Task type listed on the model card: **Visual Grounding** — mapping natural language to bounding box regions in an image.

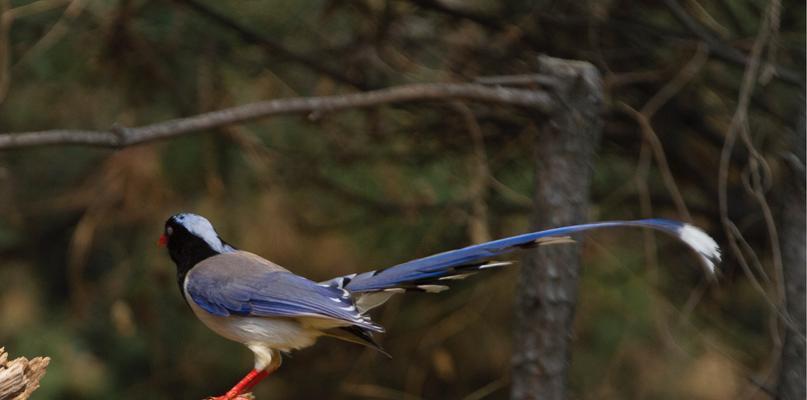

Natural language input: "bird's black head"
[160,213,236,288]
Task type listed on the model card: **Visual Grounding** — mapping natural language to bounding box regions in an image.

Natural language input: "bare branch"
[662,0,802,87]
[405,0,503,30]
[0,0,11,105]
[777,95,806,400]
[453,102,491,243]
[0,82,554,150]
[474,74,560,87]
[175,0,369,89]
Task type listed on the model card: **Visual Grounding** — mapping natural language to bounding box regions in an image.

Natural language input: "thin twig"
[404,0,502,30]
[3,0,68,20]
[0,0,11,105]
[618,44,709,222]
[176,0,368,89]
[475,74,559,87]
[717,0,783,323]
[662,0,802,87]
[453,102,491,243]
[715,0,795,397]
[619,105,693,222]
[641,43,709,118]
[10,0,85,70]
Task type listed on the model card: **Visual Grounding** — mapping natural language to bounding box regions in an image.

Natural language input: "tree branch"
[405,0,503,30]
[0,347,50,400]
[662,0,803,87]
[175,0,369,89]
[415,0,804,87]
[0,82,554,150]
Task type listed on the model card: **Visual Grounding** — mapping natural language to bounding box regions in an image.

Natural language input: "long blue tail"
[322,219,720,295]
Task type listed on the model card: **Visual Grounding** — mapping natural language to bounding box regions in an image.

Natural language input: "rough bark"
[0,348,50,400]
[776,97,805,400]
[510,56,603,400]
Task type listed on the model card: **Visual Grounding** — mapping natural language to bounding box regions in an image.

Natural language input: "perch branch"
[0,82,554,150]
[0,347,50,400]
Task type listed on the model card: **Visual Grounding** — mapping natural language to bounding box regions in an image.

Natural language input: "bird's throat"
[170,240,221,294]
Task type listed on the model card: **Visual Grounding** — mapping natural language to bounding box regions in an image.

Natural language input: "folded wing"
[186,252,383,332]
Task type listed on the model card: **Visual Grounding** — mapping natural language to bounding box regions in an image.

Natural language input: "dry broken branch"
[0,347,50,400]
[0,82,554,150]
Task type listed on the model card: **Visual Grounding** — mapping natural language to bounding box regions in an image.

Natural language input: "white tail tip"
[678,224,721,274]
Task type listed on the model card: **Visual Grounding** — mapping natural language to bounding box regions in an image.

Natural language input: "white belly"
[186,295,324,352]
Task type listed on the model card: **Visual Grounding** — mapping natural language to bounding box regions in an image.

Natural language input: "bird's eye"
[166,226,174,235]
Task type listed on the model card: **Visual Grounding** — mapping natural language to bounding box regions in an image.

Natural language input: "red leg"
[209,368,273,400]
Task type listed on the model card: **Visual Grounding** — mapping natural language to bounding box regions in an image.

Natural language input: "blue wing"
[330,219,720,293]
[185,254,383,332]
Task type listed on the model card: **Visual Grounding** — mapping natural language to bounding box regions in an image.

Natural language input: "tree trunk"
[510,56,603,400]
[776,96,805,400]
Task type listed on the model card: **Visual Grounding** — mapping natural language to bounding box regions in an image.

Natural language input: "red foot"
[205,368,272,400]
[206,394,254,400]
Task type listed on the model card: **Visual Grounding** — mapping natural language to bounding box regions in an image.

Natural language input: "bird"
[159,213,720,400]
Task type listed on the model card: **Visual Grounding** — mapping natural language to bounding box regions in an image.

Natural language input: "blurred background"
[0,1,804,399]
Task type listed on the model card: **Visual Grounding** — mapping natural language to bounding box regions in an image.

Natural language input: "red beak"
[158,234,168,247]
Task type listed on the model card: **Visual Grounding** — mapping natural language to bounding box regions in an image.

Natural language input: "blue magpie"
[159,213,720,399]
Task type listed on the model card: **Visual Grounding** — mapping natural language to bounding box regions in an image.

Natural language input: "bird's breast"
[182,281,322,351]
